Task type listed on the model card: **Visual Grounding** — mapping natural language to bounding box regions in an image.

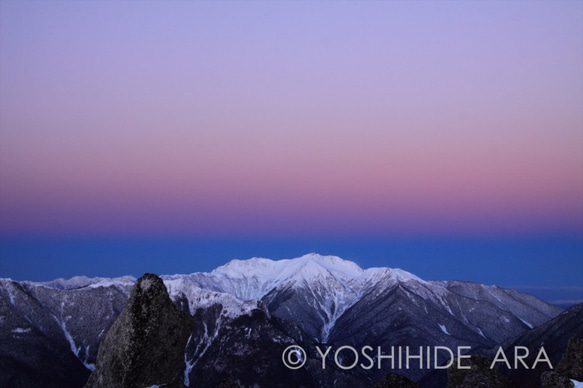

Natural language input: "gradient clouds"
[1,1,582,238]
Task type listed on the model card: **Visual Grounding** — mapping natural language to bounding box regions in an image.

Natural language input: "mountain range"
[1,253,580,387]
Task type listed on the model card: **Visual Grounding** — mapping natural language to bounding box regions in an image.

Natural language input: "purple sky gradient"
[1,1,582,239]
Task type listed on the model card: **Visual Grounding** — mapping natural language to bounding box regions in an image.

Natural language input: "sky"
[0,1,582,304]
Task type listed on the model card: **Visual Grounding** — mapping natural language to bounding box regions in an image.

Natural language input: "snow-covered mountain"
[171,253,423,342]
[174,254,558,340]
[0,253,571,387]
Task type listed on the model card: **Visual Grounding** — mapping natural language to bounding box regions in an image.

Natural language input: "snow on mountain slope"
[164,254,562,382]
[39,275,136,290]
[213,253,423,288]
[163,277,268,320]
[165,253,561,347]
[173,253,423,341]
[0,253,566,386]
[0,277,130,386]
[180,253,367,299]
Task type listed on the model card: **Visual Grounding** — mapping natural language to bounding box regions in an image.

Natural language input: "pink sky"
[1,1,582,238]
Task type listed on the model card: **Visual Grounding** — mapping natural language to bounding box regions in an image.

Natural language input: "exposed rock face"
[0,278,129,388]
[556,336,583,381]
[542,336,583,388]
[447,355,516,388]
[186,255,561,383]
[84,273,193,388]
[540,371,574,388]
[372,373,419,387]
[184,304,369,388]
[488,303,583,387]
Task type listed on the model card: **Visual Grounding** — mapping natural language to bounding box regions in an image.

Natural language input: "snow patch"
[519,318,533,329]
[52,314,81,358]
[5,282,16,304]
[164,278,264,320]
[438,298,454,316]
[572,380,583,388]
[183,334,195,386]
[85,362,96,371]
[83,346,95,370]
[438,324,450,335]
[87,278,135,290]
[12,327,31,333]
[40,275,136,290]
[488,286,503,303]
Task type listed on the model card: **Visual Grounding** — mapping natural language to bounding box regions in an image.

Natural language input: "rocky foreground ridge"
[1,254,582,387]
[85,273,192,388]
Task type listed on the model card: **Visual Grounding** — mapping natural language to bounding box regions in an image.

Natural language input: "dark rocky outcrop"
[446,355,516,388]
[372,373,419,387]
[218,380,242,388]
[540,371,574,388]
[0,336,90,388]
[84,273,193,388]
[541,336,583,388]
[442,334,583,387]
[556,336,583,381]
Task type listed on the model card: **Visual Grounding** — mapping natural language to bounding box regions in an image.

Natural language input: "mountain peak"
[214,253,364,279]
[2,258,568,387]
[298,252,364,270]
[195,254,426,321]
[208,253,425,291]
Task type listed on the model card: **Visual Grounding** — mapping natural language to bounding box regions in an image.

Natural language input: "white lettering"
[378,346,395,369]
[434,346,454,369]
[315,346,332,369]
[406,346,423,369]
[334,345,359,370]
[514,346,530,369]
[457,346,472,369]
[360,345,374,370]
[532,347,553,369]
[490,347,511,369]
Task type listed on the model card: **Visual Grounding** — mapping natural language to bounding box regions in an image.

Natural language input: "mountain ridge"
[0,253,569,387]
